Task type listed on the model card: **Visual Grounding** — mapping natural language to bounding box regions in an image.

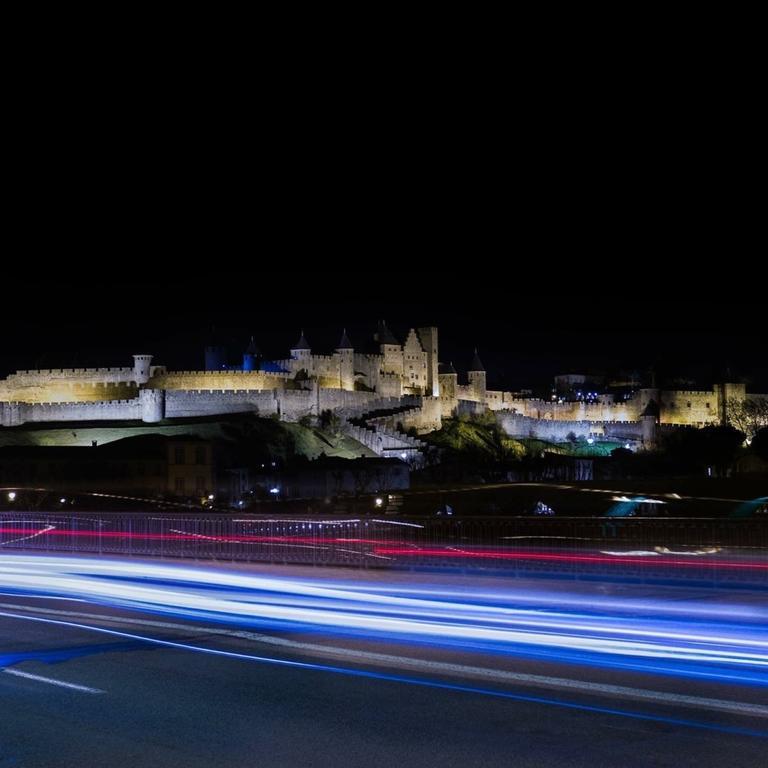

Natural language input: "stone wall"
[150,370,289,392]
[0,380,139,404]
[1,398,141,426]
[165,390,279,419]
[659,390,718,425]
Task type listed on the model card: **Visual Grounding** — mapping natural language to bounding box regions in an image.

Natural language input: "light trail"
[371,547,768,570]
[2,525,766,574]
[1,609,766,740]
[0,555,767,685]
[0,527,392,544]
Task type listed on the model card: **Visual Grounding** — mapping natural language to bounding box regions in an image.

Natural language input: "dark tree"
[685,425,746,476]
[751,426,768,461]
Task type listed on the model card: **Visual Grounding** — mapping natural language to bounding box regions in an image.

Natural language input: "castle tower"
[468,349,486,403]
[375,320,402,375]
[139,388,165,423]
[290,330,312,375]
[438,361,459,418]
[336,328,354,391]
[439,362,458,398]
[243,336,260,372]
[718,380,746,426]
[641,398,660,449]
[417,327,440,397]
[637,386,660,422]
[132,355,153,385]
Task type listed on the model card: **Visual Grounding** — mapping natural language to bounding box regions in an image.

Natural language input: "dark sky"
[2,279,765,392]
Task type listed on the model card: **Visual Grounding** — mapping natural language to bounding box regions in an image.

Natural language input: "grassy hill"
[0,415,376,460]
[422,417,526,462]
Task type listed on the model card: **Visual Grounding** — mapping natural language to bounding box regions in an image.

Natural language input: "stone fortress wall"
[1,326,764,454]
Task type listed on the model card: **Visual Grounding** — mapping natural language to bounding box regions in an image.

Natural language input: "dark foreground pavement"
[0,567,766,768]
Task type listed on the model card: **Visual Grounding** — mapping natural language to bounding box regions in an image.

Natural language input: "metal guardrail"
[1,513,766,584]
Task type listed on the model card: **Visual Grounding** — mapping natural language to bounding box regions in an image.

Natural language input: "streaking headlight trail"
[1,555,767,685]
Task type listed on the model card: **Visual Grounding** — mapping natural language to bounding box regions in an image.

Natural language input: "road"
[1,555,766,767]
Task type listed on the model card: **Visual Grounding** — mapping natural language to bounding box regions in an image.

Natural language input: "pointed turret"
[441,361,457,375]
[468,349,487,403]
[438,361,458,406]
[641,398,660,449]
[337,328,353,350]
[374,320,399,346]
[469,348,485,372]
[243,336,260,371]
[336,328,354,390]
[292,330,311,351]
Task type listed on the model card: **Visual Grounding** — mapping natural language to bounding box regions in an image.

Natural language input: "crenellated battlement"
[153,370,290,378]
[9,367,134,376]
[2,335,764,437]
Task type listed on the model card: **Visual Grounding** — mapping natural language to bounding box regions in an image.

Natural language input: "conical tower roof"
[469,348,485,372]
[337,328,353,350]
[291,330,311,351]
[375,320,399,345]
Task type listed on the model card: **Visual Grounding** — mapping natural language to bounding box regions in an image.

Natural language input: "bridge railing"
[1,513,766,584]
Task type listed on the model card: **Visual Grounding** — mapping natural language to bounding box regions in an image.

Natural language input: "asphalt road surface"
[1,557,766,768]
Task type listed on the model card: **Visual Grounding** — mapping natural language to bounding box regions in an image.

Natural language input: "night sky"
[2,279,765,393]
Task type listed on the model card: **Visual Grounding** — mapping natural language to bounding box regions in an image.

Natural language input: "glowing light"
[6,493,16,502]
[370,547,768,570]
[207,494,215,501]
[269,488,280,495]
[0,555,766,686]
[4,606,766,738]
[587,438,594,445]
[375,498,384,508]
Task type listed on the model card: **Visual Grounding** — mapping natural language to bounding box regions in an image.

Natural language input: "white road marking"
[3,668,103,693]
[1,602,766,718]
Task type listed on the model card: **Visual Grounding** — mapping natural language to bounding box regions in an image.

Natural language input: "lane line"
[1,602,766,718]
[0,608,765,739]
[3,668,103,693]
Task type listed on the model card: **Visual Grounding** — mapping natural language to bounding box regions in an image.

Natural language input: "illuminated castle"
[1,322,764,454]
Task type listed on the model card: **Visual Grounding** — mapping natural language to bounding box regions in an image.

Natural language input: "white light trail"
[0,555,766,679]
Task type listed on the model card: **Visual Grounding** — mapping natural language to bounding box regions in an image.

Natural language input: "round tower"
[719,380,746,425]
[139,388,165,423]
[375,320,403,376]
[243,336,260,372]
[468,349,486,403]
[1,402,24,427]
[290,330,312,366]
[336,328,355,391]
[439,361,458,399]
[133,354,153,385]
[640,398,660,450]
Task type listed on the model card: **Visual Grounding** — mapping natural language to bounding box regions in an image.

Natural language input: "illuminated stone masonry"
[1,326,764,454]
